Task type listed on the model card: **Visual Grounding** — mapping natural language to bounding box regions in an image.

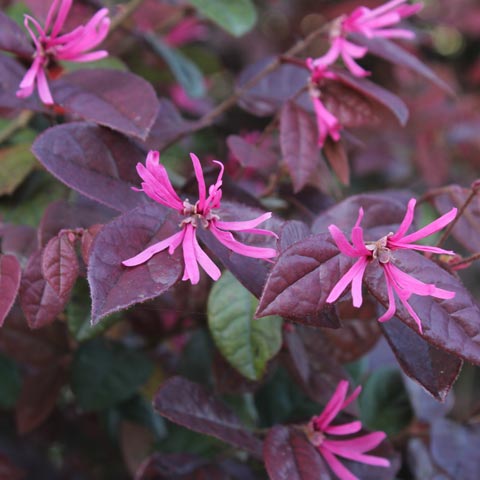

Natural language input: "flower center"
[180,199,219,229]
[306,421,326,447]
[365,234,392,264]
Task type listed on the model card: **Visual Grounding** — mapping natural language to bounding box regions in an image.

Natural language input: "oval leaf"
[88,204,183,324]
[32,123,146,212]
[264,426,330,480]
[365,249,480,365]
[0,254,21,326]
[187,0,257,37]
[208,271,282,381]
[51,69,159,140]
[154,376,263,457]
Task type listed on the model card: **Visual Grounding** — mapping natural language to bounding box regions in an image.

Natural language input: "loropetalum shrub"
[0,0,479,478]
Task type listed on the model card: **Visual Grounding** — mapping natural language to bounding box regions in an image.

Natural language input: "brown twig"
[449,252,480,269]
[108,0,146,34]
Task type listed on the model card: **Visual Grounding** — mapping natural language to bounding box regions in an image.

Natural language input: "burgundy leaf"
[264,426,331,480]
[19,250,69,329]
[430,418,480,479]
[0,254,21,326]
[144,98,197,150]
[0,54,42,111]
[32,123,147,212]
[280,102,320,192]
[153,376,263,458]
[42,231,79,298]
[88,204,183,324]
[0,12,34,57]
[278,220,311,253]
[323,138,350,185]
[365,249,480,365]
[332,70,409,126]
[38,199,114,247]
[381,317,462,401]
[237,59,307,117]
[52,69,159,140]
[256,233,345,327]
[16,363,68,434]
[0,224,38,265]
[352,35,454,95]
[227,135,278,173]
[432,185,480,253]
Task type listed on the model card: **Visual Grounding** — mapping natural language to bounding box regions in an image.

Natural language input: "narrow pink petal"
[49,25,84,45]
[398,295,423,333]
[361,12,402,30]
[58,50,108,62]
[190,153,206,212]
[182,224,200,284]
[122,229,184,266]
[319,447,359,480]
[326,257,368,306]
[324,430,388,455]
[192,232,221,281]
[313,380,349,431]
[204,160,224,211]
[215,212,272,232]
[351,226,369,254]
[342,38,368,58]
[328,225,360,257]
[341,385,362,409]
[397,208,457,245]
[387,241,455,255]
[17,56,42,92]
[342,49,369,77]
[36,68,54,104]
[389,198,416,241]
[50,0,72,37]
[24,16,43,48]
[368,0,406,19]
[325,420,362,435]
[323,441,391,467]
[351,256,368,307]
[209,224,277,259]
[378,267,397,323]
[312,39,342,68]
[368,28,415,39]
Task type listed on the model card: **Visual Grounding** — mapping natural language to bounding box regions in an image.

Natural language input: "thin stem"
[449,252,480,269]
[0,111,34,145]
[108,0,146,34]
[436,189,478,248]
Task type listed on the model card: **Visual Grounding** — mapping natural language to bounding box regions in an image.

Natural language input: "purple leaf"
[87,204,183,324]
[381,317,462,401]
[256,233,344,328]
[0,224,37,265]
[264,426,331,480]
[332,70,409,126]
[0,254,21,326]
[280,102,320,193]
[227,135,278,173]
[42,231,79,298]
[0,54,42,111]
[432,184,480,253]
[51,69,159,140]
[0,12,34,57]
[323,139,350,185]
[352,35,454,95]
[32,123,147,212]
[144,98,197,150]
[19,250,69,329]
[278,220,311,253]
[154,376,263,457]
[365,249,480,365]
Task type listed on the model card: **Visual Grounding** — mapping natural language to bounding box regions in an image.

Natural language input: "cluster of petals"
[311,0,422,77]
[122,151,277,285]
[307,380,390,480]
[17,0,110,105]
[306,59,342,147]
[326,198,457,332]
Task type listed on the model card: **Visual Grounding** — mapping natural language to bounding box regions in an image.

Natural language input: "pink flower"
[17,0,110,105]
[122,151,277,285]
[307,59,342,146]
[313,0,422,77]
[307,380,390,480]
[326,198,457,332]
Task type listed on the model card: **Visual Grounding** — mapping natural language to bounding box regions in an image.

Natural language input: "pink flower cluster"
[307,0,422,146]
[307,380,390,480]
[122,151,277,285]
[326,198,457,332]
[17,0,110,105]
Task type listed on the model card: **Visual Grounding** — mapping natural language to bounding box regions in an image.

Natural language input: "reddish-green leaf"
[0,254,21,326]
[88,204,183,324]
[154,376,263,457]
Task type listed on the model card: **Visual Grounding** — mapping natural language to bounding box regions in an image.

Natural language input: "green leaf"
[359,367,413,436]
[71,338,153,411]
[207,271,283,381]
[144,33,205,98]
[0,353,21,408]
[67,279,122,342]
[0,143,37,195]
[187,0,257,37]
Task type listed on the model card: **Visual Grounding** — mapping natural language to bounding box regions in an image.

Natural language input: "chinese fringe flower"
[122,151,277,285]
[326,198,457,333]
[307,380,390,480]
[312,0,422,77]
[306,59,342,147]
[17,0,110,105]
